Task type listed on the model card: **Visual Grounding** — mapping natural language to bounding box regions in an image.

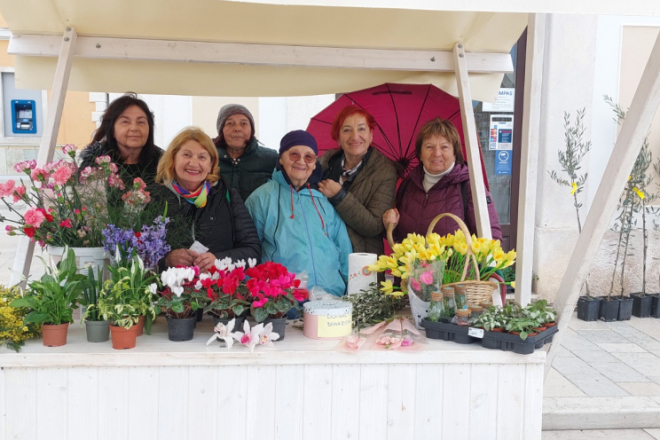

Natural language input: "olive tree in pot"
[11,247,83,347]
[549,109,599,320]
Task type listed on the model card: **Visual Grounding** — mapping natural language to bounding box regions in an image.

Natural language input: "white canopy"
[0,0,528,101]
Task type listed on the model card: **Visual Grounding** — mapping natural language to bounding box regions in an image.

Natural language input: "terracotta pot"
[135,316,145,336]
[545,321,557,327]
[110,324,138,349]
[42,323,69,347]
[491,327,504,332]
[533,326,547,333]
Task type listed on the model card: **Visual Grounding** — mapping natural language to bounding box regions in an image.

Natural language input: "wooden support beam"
[8,34,514,74]
[10,27,77,286]
[453,43,492,239]
[545,30,660,379]
[516,14,546,306]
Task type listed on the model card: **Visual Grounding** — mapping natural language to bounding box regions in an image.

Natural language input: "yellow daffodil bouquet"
[438,229,516,284]
[369,233,449,300]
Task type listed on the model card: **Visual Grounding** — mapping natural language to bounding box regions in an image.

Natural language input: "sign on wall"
[482,88,515,112]
[494,150,513,175]
[489,114,514,151]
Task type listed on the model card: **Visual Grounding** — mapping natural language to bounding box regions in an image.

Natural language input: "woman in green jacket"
[318,106,398,255]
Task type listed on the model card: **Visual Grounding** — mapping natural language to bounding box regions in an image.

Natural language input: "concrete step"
[543,396,660,430]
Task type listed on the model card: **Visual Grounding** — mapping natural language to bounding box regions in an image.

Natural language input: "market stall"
[0,319,544,440]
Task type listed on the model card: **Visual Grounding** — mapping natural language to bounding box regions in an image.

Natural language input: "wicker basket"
[386,212,498,307]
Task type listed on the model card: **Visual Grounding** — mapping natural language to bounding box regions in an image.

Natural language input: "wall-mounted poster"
[489,114,514,150]
[482,88,515,112]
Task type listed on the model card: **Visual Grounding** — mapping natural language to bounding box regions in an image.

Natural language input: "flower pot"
[649,294,660,318]
[631,293,653,318]
[47,246,110,277]
[110,324,137,349]
[42,323,69,347]
[212,315,246,331]
[263,317,287,341]
[491,327,505,332]
[167,316,196,342]
[135,315,145,336]
[599,297,620,322]
[618,297,634,321]
[196,308,204,322]
[577,296,601,322]
[85,320,110,343]
[533,326,547,333]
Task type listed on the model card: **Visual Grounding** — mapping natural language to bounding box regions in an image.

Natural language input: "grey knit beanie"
[216,104,255,139]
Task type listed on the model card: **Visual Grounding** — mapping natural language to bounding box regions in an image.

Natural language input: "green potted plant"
[98,253,156,349]
[472,307,504,332]
[158,267,209,342]
[80,265,109,342]
[0,285,41,352]
[10,247,84,347]
[505,316,538,341]
[548,108,599,321]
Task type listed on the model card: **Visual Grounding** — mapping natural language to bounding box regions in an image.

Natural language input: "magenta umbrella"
[307,82,489,186]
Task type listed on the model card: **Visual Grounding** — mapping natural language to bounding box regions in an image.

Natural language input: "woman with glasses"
[318,106,397,255]
[246,130,353,297]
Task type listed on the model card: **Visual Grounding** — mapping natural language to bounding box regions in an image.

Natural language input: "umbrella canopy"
[307,83,489,185]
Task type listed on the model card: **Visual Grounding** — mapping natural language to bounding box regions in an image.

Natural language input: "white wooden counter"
[0,317,545,440]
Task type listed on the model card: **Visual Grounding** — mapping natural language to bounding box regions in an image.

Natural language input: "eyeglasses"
[288,151,317,164]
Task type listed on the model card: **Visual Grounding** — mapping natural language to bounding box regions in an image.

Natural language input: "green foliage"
[156,287,209,320]
[474,300,557,340]
[0,285,41,352]
[605,96,656,297]
[249,293,298,323]
[97,253,157,330]
[343,282,405,330]
[10,248,84,325]
[80,265,104,322]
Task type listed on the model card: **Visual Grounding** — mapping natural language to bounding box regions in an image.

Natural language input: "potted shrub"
[246,262,304,340]
[548,108,600,320]
[505,316,537,341]
[98,254,156,349]
[10,247,83,347]
[158,266,209,342]
[80,266,109,342]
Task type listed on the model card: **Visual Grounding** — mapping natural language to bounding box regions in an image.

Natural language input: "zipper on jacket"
[298,193,319,287]
[423,192,429,208]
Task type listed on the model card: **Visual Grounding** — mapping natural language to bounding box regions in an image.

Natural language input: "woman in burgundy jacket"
[382,118,502,242]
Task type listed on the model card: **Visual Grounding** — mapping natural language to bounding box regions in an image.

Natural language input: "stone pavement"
[544,312,660,432]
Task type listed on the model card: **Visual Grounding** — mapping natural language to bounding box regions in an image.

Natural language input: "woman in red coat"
[382,118,502,242]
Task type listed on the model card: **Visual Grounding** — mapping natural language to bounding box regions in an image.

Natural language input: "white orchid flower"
[206,318,236,349]
[148,283,157,295]
[233,320,263,354]
[258,322,280,347]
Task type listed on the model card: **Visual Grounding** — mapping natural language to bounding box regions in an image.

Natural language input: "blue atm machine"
[11,100,37,134]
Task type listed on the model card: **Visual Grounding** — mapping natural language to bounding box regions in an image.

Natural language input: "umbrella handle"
[386,223,396,248]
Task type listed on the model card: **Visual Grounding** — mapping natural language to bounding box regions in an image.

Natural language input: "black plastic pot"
[631,293,653,318]
[195,308,204,322]
[599,297,620,322]
[85,319,110,342]
[166,316,196,341]
[618,297,634,321]
[577,296,601,322]
[650,294,660,318]
[263,317,287,341]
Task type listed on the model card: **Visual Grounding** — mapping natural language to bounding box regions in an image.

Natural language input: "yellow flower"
[389,290,405,298]
[453,241,468,255]
[380,280,394,295]
[510,281,516,289]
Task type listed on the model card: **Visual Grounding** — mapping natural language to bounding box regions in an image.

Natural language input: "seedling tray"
[421,319,477,344]
[480,325,558,355]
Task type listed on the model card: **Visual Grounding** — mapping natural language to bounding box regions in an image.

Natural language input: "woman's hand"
[166,249,198,267]
[194,252,217,273]
[317,179,343,198]
[382,208,400,229]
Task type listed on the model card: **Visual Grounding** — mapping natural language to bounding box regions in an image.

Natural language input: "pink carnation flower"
[13,160,36,173]
[419,270,434,285]
[0,180,15,198]
[12,185,25,202]
[61,144,76,156]
[52,165,74,186]
[23,208,46,228]
[94,155,111,165]
[30,168,49,182]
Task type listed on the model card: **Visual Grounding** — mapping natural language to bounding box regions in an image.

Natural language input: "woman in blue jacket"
[246,130,353,297]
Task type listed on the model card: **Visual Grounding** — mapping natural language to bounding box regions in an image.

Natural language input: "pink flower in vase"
[12,185,25,202]
[52,166,73,186]
[419,270,434,285]
[23,208,46,228]
[410,278,421,291]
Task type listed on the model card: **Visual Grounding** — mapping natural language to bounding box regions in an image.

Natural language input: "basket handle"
[426,213,481,282]
[386,223,396,248]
